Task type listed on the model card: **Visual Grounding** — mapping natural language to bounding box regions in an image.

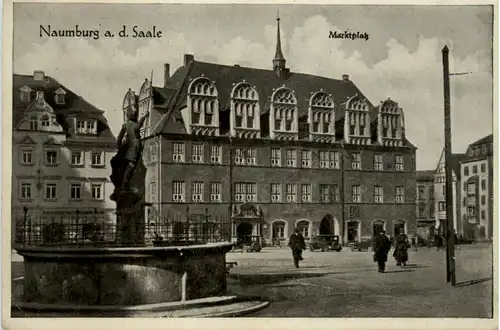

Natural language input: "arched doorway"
[393,220,406,236]
[271,220,286,246]
[296,220,311,239]
[237,222,253,245]
[346,221,360,242]
[319,214,335,235]
[372,220,385,236]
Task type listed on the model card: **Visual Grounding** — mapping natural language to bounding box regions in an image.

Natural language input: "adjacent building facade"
[12,70,117,232]
[460,134,494,240]
[125,18,417,245]
[416,170,435,241]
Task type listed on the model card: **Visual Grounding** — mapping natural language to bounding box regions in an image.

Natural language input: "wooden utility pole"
[442,45,456,286]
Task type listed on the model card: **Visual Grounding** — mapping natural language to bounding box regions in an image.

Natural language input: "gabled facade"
[460,134,494,240]
[125,17,417,245]
[12,71,117,235]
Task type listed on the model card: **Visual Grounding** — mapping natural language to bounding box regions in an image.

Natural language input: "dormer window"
[29,116,38,131]
[54,88,66,105]
[36,91,44,100]
[270,87,298,140]
[230,82,260,138]
[86,120,97,134]
[20,86,32,102]
[186,77,220,136]
[41,115,50,128]
[377,98,404,147]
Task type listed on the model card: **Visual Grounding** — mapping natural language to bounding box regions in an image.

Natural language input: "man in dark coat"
[393,233,409,266]
[289,228,306,268]
[373,230,392,273]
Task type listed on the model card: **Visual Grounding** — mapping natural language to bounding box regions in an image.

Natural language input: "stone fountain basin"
[13,243,234,308]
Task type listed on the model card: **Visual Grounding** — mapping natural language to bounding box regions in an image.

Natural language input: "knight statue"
[110,107,149,200]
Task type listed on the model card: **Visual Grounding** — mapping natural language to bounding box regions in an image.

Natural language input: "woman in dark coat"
[393,233,409,266]
[373,230,392,273]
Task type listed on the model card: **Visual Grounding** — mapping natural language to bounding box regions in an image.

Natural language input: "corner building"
[126,18,417,245]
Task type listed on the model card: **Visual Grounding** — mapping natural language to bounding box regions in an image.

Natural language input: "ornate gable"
[18,135,36,145]
[27,91,55,113]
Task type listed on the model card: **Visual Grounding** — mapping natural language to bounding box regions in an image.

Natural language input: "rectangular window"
[301,184,311,203]
[271,183,281,203]
[30,119,38,131]
[271,148,281,167]
[319,151,328,168]
[473,165,478,174]
[464,166,469,176]
[285,149,297,167]
[86,120,97,134]
[481,179,486,190]
[70,151,83,165]
[312,113,320,133]
[210,182,221,202]
[45,182,57,200]
[352,185,361,203]
[70,183,81,200]
[192,144,204,163]
[210,145,222,164]
[329,151,339,169]
[320,185,330,203]
[301,150,311,168]
[172,142,185,163]
[91,183,102,200]
[467,206,476,216]
[438,201,446,212]
[235,148,256,166]
[150,182,157,201]
[323,113,331,133]
[481,164,486,173]
[21,91,30,102]
[45,150,58,165]
[21,149,33,165]
[55,94,65,105]
[442,186,446,196]
[481,210,486,220]
[395,155,404,171]
[374,154,383,171]
[352,153,361,170]
[91,151,104,166]
[396,186,404,203]
[467,183,476,195]
[285,184,297,202]
[234,182,256,202]
[21,182,32,199]
[481,195,486,205]
[150,144,158,163]
[418,204,425,217]
[76,121,86,133]
[373,186,384,203]
[430,187,434,199]
[192,181,204,202]
[418,186,425,200]
[172,181,185,202]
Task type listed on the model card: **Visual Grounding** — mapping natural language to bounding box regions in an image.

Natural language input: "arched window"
[271,220,287,239]
[188,77,219,128]
[296,220,311,238]
[271,87,297,133]
[230,82,259,133]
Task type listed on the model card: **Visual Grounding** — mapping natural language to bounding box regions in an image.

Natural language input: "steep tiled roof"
[148,58,416,150]
[13,73,116,143]
[470,134,493,146]
[416,170,435,181]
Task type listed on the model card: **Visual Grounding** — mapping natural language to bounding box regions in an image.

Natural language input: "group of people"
[287,228,412,272]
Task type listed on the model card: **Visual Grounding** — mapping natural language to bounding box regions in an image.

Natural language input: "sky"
[13,4,494,170]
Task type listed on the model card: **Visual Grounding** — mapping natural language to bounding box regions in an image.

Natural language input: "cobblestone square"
[226,244,493,317]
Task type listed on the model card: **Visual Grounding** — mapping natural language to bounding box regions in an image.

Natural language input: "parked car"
[349,239,373,252]
[309,235,342,252]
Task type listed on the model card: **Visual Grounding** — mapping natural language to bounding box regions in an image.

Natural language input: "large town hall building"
[124,17,417,245]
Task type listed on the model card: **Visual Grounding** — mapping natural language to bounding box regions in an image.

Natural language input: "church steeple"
[273,11,287,78]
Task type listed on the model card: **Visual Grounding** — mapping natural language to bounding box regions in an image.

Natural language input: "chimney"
[34,70,45,81]
[164,63,170,87]
[342,74,349,81]
[184,54,194,67]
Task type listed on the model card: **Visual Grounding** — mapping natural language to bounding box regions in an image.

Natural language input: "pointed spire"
[273,10,286,76]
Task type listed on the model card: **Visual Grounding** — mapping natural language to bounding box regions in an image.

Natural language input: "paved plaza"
[11,244,493,318]
[226,244,493,317]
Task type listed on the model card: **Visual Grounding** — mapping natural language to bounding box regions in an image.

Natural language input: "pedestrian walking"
[373,230,392,273]
[411,235,418,251]
[393,232,409,267]
[288,228,306,268]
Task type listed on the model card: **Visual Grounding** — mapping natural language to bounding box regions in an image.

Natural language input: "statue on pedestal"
[109,108,149,245]
[110,109,149,199]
